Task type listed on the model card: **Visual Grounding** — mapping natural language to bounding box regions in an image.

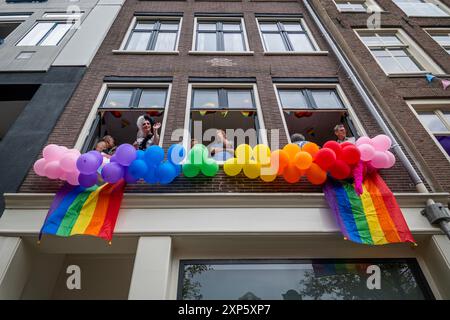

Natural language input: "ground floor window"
[178,259,433,300]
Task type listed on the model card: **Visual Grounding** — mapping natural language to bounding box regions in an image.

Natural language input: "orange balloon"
[294,151,313,170]
[301,142,320,157]
[270,149,289,175]
[306,163,327,185]
[282,143,301,161]
[283,163,302,184]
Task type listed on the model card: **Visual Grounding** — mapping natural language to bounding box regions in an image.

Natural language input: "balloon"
[329,160,351,180]
[44,161,63,179]
[260,165,277,182]
[314,148,336,170]
[270,150,289,174]
[385,151,396,168]
[174,164,182,176]
[323,141,342,158]
[188,145,207,165]
[223,158,242,176]
[124,168,138,184]
[110,155,118,163]
[371,134,392,151]
[60,152,79,172]
[306,163,327,185]
[356,136,372,146]
[358,144,376,161]
[283,163,302,183]
[128,159,148,179]
[144,165,159,183]
[77,153,100,175]
[157,161,177,184]
[43,144,65,161]
[301,142,320,157]
[68,149,81,157]
[168,144,186,165]
[340,141,354,149]
[101,162,124,183]
[294,151,313,170]
[340,145,361,165]
[243,160,261,179]
[371,151,389,169]
[144,145,165,165]
[33,158,47,176]
[136,150,145,160]
[78,173,98,188]
[283,143,301,161]
[66,171,80,186]
[88,150,103,168]
[182,163,200,178]
[201,159,219,177]
[115,144,137,166]
[235,144,252,162]
[253,144,271,165]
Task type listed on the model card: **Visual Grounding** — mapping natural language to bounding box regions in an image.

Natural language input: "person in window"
[133,115,161,150]
[209,129,234,161]
[95,135,116,157]
[291,133,309,148]
[334,124,355,144]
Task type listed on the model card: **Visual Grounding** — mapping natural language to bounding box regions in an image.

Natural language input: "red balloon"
[329,160,351,180]
[340,145,361,165]
[323,141,342,158]
[340,141,354,149]
[314,148,336,170]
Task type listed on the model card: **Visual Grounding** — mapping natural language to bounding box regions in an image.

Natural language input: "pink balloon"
[384,151,396,168]
[68,149,81,157]
[66,171,80,186]
[371,151,389,169]
[371,134,392,152]
[43,144,66,161]
[356,136,372,147]
[60,153,79,172]
[60,172,68,181]
[358,144,375,161]
[44,161,64,179]
[33,158,47,176]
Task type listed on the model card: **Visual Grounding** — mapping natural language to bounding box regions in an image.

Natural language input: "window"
[194,19,249,52]
[393,0,450,17]
[82,86,169,152]
[178,259,433,300]
[43,12,83,19]
[17,21,72,46]
[334,0,382,12]
[276,85,358,145]
[356,29,443,75]
[425,29,450,54]
[0,13,31,45]
[123,18,180,52]
[185,84,266,161]
[257,18,319,52]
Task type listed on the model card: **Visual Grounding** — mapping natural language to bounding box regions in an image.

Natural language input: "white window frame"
[333,0,383,13]
[392,0,450,17]
[16,20,73,46]
[273,83,366,143]
[115,16,182,54]
[74,82,172,150]
[0,13,31,44]
[407,99,450,163]
[256,17,327,55]
[424,28,450,55]
[183,83,268,164]
[190,17,253,55]
[355,28,445,76]
[42,12,83,20]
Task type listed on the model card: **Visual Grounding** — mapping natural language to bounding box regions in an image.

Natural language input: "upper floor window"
[392,0,450,17]
[334,0,382,12]
[257,18,319,53]
[356,29,444,75]
[122,18,181,52]
[425,29,450,54]
[0,13,31,45]
[193,18,250,52]
[17,21,72,46]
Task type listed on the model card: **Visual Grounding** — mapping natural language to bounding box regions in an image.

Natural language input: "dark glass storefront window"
[178,259,433,300]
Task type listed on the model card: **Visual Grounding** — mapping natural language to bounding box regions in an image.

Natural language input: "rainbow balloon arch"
[33,135,396,190]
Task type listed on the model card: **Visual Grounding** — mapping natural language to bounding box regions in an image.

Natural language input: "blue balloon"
[128,159,148,179]
[174,164,182,176]
[136,150,145,160]
[157,161,177,184]
[144,145,164,165]
[168,144,186,165]
[143,165,159,184]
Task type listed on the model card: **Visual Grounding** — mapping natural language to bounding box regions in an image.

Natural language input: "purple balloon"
[115,144,137,167]
[88,150,103,168]
[110,155,118,163]
[78,173,98,188]
[101,162,124,183]
[77,153,100,175]
[124,167,138,184]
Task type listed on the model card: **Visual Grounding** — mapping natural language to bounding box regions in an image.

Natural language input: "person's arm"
[152,123,161,145]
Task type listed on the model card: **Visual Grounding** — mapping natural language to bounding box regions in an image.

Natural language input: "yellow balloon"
[223,158,242,176]
[260,164,277,182]
[235,144,253,162]
[243,160,261,179]
[253,144,271,166]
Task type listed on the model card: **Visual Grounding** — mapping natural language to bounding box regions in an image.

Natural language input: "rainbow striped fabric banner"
[323,173,415,245]
[39,180,125,242]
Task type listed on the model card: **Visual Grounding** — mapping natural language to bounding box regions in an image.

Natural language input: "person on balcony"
[133,115,161,150]
[291,133,309,148]
[95,135,116,157]
[334,124,355,144]
[209,129,234,161]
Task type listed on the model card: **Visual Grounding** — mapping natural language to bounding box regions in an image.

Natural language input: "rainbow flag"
[323,173,415,245]
[39,180,125,242]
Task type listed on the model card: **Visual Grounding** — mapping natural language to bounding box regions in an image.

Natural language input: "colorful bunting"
[425,73,450,90]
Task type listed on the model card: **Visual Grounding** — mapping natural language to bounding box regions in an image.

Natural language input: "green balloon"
[189,145,208,165]
[201,159,219,177]
[182,162,200,178]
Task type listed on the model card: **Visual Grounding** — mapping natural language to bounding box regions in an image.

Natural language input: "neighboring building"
[0,0,449,300]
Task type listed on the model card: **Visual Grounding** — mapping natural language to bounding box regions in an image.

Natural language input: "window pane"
[444,112,450,123]
[193,89,220,109]
[418,112,448,132]
[198,23,217,31]
[390,49,423,72]
[197,32,217,51]
[102,89,133,109]
[311,90,344,109]
[436,135,450,157]
[372,49,403,73]
[263,33,286,51]
[282,22,303,32]
[259,23,278,31]
[431,34,450,46]
[126,32,151,51]
[154,32,177,51]
[279,90,309,109]
[379,35,403,45]
[223,23,241,31]
[135,22,154,30]
[40,23,71,46]
[160,22,178,31]
[360,35,381,46]
[337,3,366,11]
[17,22,54,46]
[138,89,167,108]
[223,33,245,51]
[395,2,449,16]
[288,33,315,52]
[227,90,254,109]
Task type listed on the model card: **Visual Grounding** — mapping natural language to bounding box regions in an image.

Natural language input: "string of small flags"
[426,74,450,90]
